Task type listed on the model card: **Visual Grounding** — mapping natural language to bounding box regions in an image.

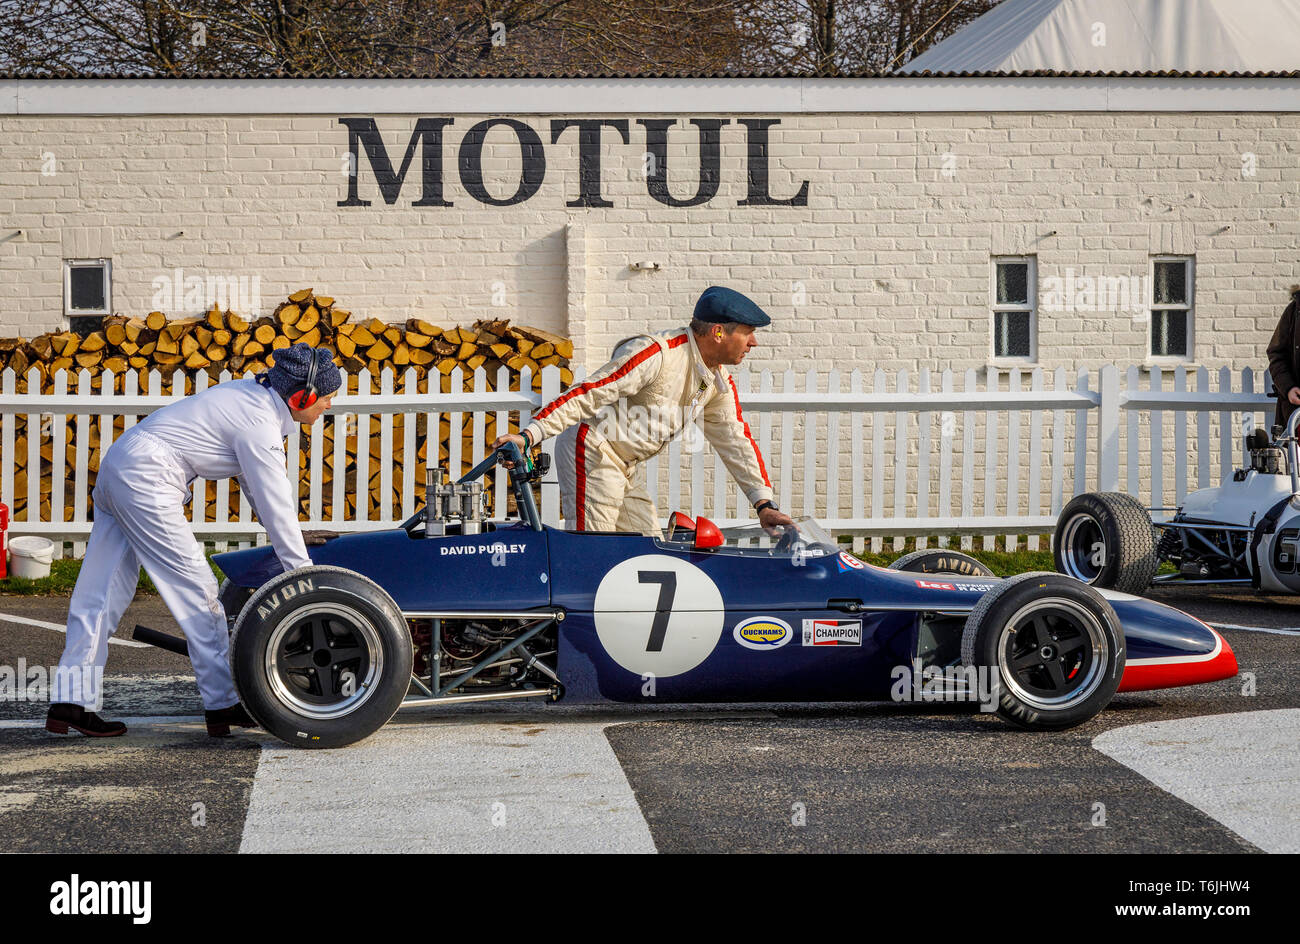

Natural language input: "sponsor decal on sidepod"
[802,619,863,646]
[837,552,865,572]
[915,579,998,593]
[733,616,794,650]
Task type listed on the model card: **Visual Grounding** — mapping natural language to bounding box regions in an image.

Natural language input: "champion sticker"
[802,619,863,647]
[733,616,794,651]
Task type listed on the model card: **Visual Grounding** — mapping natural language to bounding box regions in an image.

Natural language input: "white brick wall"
[1,111,1297,377]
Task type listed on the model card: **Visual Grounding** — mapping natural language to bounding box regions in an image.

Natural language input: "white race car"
[1054,411,1300,595]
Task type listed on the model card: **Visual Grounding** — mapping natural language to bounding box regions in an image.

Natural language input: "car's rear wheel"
[229,566,413,749]
[1053,491,1157,594]
[961,572,1124,730]
[890,548,995,578]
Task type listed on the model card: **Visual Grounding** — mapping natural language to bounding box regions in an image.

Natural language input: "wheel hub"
[1059,513,1106,583]
[265,602,384,720]
[998,598,1108,710]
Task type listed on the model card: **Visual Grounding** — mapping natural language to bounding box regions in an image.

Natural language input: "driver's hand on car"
[758,505,796,535]
[1288,386,1300,406]
[492,433,529,468]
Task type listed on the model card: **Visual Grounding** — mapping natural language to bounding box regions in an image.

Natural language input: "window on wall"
[991,256,1036,361]
[1150,256,1194,360]
[64,259,112,334]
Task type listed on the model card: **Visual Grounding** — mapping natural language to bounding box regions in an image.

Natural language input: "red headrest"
[693,516,724,549]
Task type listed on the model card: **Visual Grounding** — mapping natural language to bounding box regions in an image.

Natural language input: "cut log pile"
[0,289,575,523]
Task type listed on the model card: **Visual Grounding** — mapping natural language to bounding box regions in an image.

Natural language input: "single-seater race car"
[169,444,1238,749]
[1054,410,1300,596]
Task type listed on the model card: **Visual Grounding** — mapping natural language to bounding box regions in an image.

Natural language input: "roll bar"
[458,442,544,532]
[1287,410,1300,498]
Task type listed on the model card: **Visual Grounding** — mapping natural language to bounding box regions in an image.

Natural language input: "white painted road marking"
[1093,709,1300,854]
[0,612,148,647]
[239,713,657,854]
[1209,622,1300,636]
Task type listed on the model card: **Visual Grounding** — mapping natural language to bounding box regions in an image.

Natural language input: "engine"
[408,617,559,692]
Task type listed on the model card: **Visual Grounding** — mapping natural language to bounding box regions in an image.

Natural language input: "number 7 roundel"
[593,555,725,678]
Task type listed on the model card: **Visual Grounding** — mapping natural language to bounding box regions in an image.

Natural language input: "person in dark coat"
[1266,287,1300,428]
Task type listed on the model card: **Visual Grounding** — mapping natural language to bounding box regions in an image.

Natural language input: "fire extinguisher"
[0,501,8,579]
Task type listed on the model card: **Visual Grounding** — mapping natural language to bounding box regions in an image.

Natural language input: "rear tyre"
[961,572,1124,730]
[1053,491,1157,594]
[229,565,413,749]
[890,549,995,578]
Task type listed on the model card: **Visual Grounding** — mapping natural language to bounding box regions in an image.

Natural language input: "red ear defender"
[287,350,320,410]
[287,387,317,410]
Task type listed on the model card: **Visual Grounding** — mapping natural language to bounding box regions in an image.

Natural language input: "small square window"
[1149,256,1193,361]
[991,257,1036,361]
[64,259,112,331]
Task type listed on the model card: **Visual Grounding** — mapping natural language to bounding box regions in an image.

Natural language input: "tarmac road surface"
[1,584,1296,853]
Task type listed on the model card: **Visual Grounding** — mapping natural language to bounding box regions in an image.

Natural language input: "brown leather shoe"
[46,703,127,738]
[205,703,259,738]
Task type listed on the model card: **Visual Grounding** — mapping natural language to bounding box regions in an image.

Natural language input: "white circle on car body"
[593,554,725,677]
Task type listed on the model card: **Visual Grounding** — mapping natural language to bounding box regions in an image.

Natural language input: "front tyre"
[1053,492,1157,594]
[229,565,413,749]
[961,572,1124,730]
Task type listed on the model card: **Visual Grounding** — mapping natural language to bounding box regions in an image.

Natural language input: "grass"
[0,554,226,596]
[851,536,1056,577]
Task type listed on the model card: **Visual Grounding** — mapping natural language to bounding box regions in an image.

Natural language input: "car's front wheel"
[229,566,413,749]
[961,572,1125,730]
[889,548,996,578]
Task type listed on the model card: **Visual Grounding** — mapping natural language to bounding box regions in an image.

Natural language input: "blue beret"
[260,343,342,401]
[692,286,771,327]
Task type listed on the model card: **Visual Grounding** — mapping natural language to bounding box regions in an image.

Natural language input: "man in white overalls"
[47,343,341,738]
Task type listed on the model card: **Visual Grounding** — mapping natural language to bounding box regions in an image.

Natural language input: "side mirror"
[693,516,724,550]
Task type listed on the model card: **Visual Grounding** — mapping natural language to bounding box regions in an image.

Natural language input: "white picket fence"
[0,362,1277,556]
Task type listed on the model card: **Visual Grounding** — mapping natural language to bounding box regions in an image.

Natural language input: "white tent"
[900,0,1300,73]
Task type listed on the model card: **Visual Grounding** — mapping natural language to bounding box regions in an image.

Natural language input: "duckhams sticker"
[733,616,794,650]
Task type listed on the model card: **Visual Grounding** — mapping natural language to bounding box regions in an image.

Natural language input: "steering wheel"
[773,526,804,555]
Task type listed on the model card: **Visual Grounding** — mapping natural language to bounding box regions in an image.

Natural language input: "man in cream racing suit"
[494,286,795,536]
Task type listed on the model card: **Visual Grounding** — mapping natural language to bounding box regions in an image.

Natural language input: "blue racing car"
[200,444,1238,748]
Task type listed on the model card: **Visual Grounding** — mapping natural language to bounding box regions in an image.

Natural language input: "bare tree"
[0,0,1001,76]
[733,0,1000,75]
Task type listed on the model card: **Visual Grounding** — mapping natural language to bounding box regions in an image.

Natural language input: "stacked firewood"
[0,290,575,523]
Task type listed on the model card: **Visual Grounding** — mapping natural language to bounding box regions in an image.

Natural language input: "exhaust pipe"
[132,624,189,657]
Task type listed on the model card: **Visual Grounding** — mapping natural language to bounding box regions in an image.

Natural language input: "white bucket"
[8,535,55,580]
